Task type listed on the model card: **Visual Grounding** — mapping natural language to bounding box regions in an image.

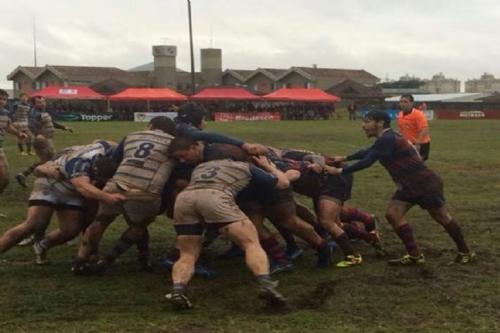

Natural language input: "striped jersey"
[48,142,112,198]
[187,159,254,195]
[14,103,30,128]
[29,109,55,138]
[344,129,440,196]
[112,130,175,194]
[0,108,12,148]
[55,141,113,179]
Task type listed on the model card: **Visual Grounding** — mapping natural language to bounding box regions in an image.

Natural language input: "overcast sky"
[1,0,499,89]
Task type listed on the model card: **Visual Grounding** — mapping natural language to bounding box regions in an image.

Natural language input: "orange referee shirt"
[396,108,431,144]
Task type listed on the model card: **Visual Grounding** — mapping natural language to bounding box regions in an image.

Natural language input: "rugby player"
[73,116,176,273]
[0,89,28,196]
[266,147,363,267]
[165,152,289,309]
[327,110,474,265]
[15,95,73,188]
[0,141,122,262]
[12,93,34,156]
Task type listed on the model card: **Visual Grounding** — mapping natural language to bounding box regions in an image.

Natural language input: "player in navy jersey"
[326,110,474,265]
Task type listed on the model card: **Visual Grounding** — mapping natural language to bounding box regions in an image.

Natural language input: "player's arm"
[34,161,64,180]
[5,121,27,140]
[183,126,267,155]
[325,138,393,175]
[52,120,73,133]
[414,113,429,148]
[252,155,290,190]
[70,176,126,204]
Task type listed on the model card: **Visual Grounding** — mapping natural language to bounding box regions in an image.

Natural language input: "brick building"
[7,45,380,98]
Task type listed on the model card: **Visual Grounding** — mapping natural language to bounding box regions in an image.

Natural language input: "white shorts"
[29,177,85,210]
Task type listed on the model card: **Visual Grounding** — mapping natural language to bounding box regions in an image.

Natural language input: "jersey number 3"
[200,167,220,179]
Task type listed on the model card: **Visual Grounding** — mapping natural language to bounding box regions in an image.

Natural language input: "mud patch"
[294,279,339,310]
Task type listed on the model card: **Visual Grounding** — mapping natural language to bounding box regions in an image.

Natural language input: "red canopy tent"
[190,87,261,101]
[109,88,187,101]
[262,88,341,103]
[30,85,106,100]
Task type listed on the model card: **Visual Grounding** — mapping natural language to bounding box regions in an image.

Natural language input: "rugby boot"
[388,253,425,266]
[286,246,304,260]
[256,275,288,308]
[336,254,363,268]
[71,257,93,275]
[316,241,337,268]
[18,234,35,246]
[269,260,293,275]
[15,173,27,188]
[165,292,193,310]
[451,251,475,265]
[33,241,49,265]
[368,231,389,257]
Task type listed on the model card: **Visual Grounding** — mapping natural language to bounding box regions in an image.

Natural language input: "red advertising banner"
[437,110,500,120]
[214,112,281,122]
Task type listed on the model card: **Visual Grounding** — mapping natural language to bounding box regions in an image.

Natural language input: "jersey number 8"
[134,143,155,158]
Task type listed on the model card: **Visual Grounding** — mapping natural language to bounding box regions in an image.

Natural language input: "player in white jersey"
[0,141,123,263]
[73,116,176,274]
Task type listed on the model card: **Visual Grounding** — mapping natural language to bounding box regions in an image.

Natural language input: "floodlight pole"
[187,0,196,95]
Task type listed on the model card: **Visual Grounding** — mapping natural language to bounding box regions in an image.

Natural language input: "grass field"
[0,118,499,333]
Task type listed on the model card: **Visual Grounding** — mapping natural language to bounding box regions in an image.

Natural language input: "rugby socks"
[172,283,187,295]
[343,223,372,243]
[341,207,375,232]
[333,233,354,256]
[26,142,32,154]
[395,223,420,257]
[136,229,150,259]
[443,220,470,253]
[260,236,289,265]
[17,143,24,153]
[275,226,298,250]
[104,235,135,264]
[256,274,274,286]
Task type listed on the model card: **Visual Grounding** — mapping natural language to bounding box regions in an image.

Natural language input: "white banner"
[134,112,177,122]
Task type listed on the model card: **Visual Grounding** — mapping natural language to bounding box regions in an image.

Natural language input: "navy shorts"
[319,173,353,203]
[392,177,445,210]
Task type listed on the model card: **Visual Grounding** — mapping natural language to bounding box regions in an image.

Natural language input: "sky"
[1,0,500,89]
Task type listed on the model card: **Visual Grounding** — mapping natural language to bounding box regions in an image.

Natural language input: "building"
[381,73,461,96]
[7,45,380,98]
[465,73,500,93]
[422,73,460,93]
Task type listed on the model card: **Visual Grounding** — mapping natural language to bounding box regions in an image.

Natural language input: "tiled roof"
[296,67,379,81]
[223,69,255,81]
[6,66,44,80]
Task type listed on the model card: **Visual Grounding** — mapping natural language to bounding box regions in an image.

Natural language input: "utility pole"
[33,17,38,67]
[187,0,196,95]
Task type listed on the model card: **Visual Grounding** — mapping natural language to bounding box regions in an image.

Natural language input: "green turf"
[1,118,499,333]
